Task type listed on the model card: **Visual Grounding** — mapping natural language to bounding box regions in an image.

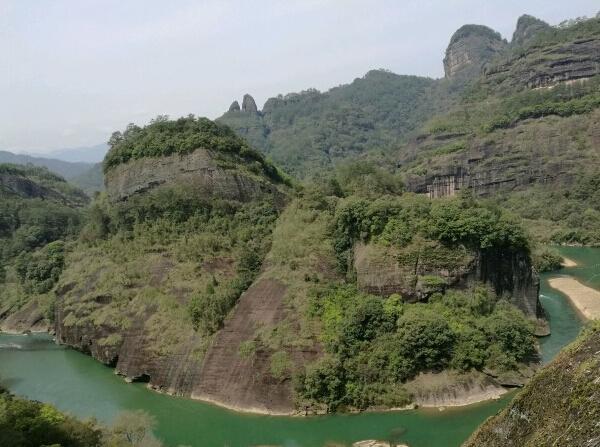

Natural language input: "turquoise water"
[0,247,596,447]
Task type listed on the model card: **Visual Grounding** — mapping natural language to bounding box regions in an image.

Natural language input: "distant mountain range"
[28,143,108,164]
[0,149,104,195]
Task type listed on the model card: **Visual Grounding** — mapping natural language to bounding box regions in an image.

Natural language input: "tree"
[109,410,158,446]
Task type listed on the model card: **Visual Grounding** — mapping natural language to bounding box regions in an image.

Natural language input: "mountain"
[0,164,88,332]
[1,11,599,420]
[398,14,600,245]
[28,115,538,415]
[30,143,108,163]
[0,150,105,195]
[0,150,93,179]
[217,71,456,178]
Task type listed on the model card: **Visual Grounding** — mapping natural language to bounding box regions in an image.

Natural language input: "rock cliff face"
[104,149,283,203]
[484,19,600,90]
[193,278,320,414]
[404,108,600,199]
[242,94,258,113]
[443,25,507,79]
[511,15,550,47]
[228,100,240,112]
[354,241,542,322]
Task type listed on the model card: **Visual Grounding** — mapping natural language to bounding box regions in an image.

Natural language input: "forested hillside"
[1,11,598,423]
[0,164,87,332]
[218,70,463,177]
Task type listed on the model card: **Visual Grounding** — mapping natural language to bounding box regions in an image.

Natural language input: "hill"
[0,164,88,332]
[217,70,460,177]
[0,150,105,195]
[399,15,600,245]
[2,12,597,419]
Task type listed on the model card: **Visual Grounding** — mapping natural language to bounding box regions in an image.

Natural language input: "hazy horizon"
[3,0,598,154]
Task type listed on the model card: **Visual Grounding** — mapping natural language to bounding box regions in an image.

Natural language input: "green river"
[1,247,598,447]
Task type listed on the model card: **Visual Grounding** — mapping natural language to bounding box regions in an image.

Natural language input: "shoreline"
[0,327,512,416]
[415,387,508,409]
[561,257,578,268]
[548,276,600,320]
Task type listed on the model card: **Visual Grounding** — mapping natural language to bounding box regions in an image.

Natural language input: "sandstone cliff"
[242,94,258,113]
[104,148,284,204]
[443,25,507,79]
[511,15,551,47]
[484,17,600,90]
[354,240,542,323]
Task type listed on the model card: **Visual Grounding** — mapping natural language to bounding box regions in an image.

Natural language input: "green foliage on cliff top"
[332,192,528,272]
[103,115,287,184]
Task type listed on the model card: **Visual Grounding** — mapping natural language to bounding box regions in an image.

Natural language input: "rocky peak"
[241,94,258,113]
[228,100,240,112]
[443,24,507,79]
[512,14,550,47]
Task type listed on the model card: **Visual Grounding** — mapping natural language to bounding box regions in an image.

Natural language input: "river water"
[0,247,597,447]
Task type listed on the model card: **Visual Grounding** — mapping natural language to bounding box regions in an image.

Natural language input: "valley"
[1,7,599,447]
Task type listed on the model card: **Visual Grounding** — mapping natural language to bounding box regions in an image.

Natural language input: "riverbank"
[561,257,578,267]
[548,277,600,320]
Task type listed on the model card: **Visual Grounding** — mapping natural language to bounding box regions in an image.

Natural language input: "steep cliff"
[104,149,284,205]
[464,322,600,447]
[511,15,551,47]
[354,241,542,322]
[443,25,507,79]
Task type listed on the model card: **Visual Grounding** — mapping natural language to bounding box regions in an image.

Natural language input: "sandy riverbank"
[548,277,600,320]
[561,257,578,268]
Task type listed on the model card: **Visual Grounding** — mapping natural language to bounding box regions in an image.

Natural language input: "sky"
[1,0,598,153]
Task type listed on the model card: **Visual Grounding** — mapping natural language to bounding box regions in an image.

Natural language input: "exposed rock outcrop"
[0,301,48,333]
[354,241,543,322]
[485,19,600,90]
[511,15,550,47]
[104,149,283,204]
[228,100,241,112]
[404,108,600,200]
[193,278,320,414]
[443,25,507,79]
[241,94,258,113]
[406,371,507,407]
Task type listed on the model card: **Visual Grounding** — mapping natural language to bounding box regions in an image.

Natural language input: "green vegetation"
[64,184,279,354]
[532,246,563,272]
[487,169,600,245]
[296,284,535,411]
[103,115,287,184]
[331,191,527,272]
[0,386,102,447]
[219,70,457,177]
[0,385,178,447]
[0,164,86,321]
